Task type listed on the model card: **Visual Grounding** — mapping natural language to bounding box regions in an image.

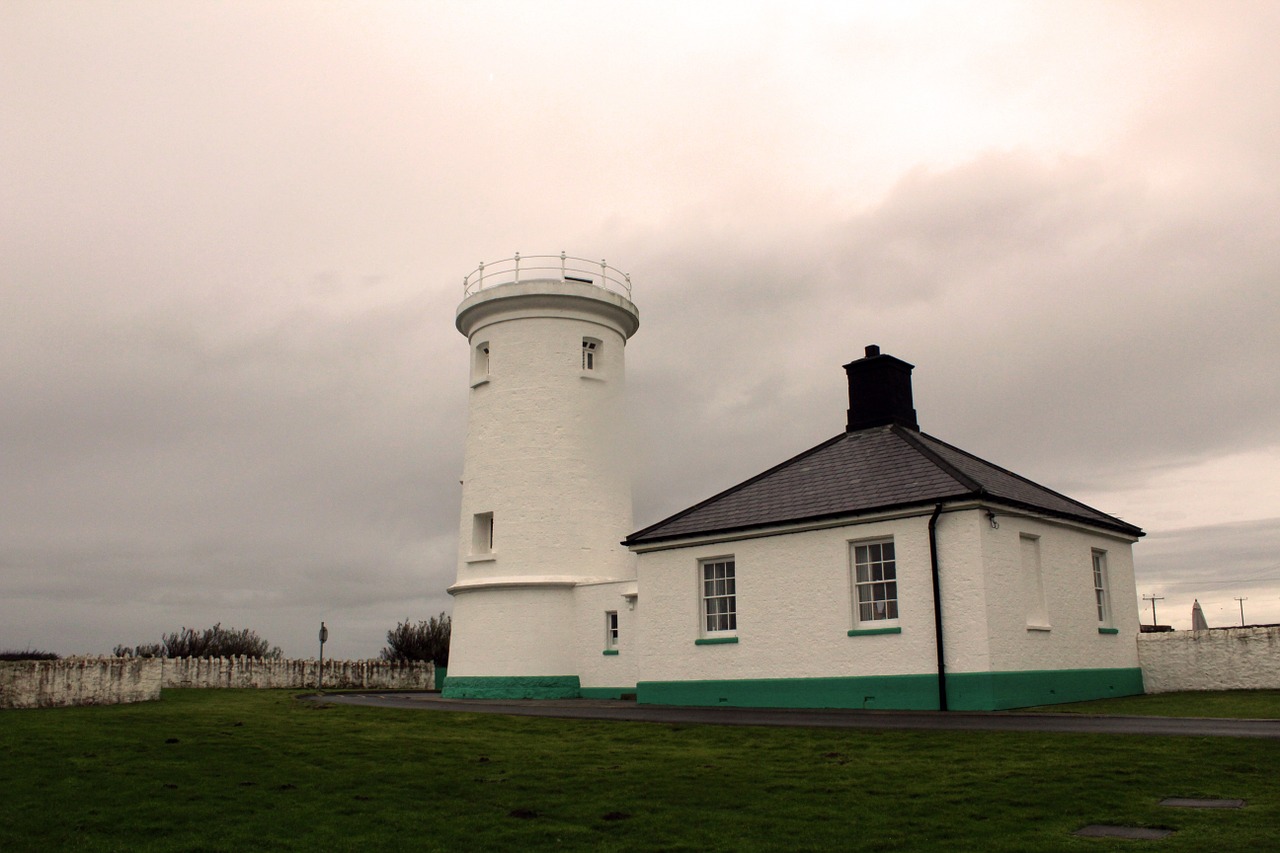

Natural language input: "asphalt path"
[307,692,1280,739]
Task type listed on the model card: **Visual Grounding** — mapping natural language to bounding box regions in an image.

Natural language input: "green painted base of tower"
[441,675,581,699]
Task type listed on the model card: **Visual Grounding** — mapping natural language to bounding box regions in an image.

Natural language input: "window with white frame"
[852,539,898,624]
[582,337,600,371]
[1092,549,1111,625]
[701,558,736,633]
[605,611,619,650]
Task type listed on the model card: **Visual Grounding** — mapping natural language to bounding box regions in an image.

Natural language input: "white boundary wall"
[1,657,435,708]
[1138,627,1280,693]
[1,657,163,709]
[162,656,434,690]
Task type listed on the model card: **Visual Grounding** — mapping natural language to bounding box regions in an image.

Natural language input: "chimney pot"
[865,344,880,357]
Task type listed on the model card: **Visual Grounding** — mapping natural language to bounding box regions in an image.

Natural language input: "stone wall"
[1138,626,1280,693]
[162,656,435,690]
[0,657,163,709]
[0,657,435,709]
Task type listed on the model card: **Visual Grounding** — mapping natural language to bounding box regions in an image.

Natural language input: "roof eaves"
[914,430,1145,538]
[983,495,1145,537]
[626,492,975,547]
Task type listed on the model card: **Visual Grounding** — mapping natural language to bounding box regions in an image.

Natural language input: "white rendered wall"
[633,513,944,684]
[630,506,1139,686]
[448,586,578,677]
[573,580,638,690]
[931,509,993,674]
[450,280,639,679]
[977,509,1141,674]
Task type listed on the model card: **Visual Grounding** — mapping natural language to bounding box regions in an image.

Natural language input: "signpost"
[318,621,328,690]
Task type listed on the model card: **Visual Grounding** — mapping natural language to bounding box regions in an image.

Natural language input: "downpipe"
[929,503,947,712]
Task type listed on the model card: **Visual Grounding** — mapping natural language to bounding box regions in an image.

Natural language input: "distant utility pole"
[1234,597,1247,627]
[1142,594,1165,628]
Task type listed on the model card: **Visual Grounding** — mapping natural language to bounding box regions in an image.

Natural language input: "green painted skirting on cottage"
[637,673,939,710]
[946,667,1144,711]
[434,666,447,691]
[636,667,1144,711]
[441,675,580,699]
[579,686,636,700]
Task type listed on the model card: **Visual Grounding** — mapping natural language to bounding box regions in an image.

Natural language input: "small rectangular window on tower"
[471,341,490,386]
[582,337,599,371]
[472,512,494,556]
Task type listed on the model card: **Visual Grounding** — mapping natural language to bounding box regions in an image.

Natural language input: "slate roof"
[624,424,1143,546]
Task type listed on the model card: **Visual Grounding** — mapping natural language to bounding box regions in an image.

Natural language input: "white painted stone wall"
[0,658,435,707]
[574,579,638,690]
[1139,627,1280,693]
[162,657,434,689]
[977,510,1141,674]
[631,504,1141,685]
[450,280,640,679]
[634,512,942,683]
[1,657,162,708]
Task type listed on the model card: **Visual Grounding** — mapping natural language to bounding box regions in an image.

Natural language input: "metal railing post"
[513,252,520,284]
[560,251,566,281]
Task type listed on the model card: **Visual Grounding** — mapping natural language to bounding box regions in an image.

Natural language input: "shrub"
[113,625,282,659]
[111,643,164,658]
[0,649,60,661]
[380,613,450,667]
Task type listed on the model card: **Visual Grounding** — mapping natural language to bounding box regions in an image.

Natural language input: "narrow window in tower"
[472,512,494,556]
[472,342,490,386]
[582,338,599,371]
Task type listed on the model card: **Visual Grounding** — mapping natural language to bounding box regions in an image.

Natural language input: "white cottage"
[443,258,1144,711]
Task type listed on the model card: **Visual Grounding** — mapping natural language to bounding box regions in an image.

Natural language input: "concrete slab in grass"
[1159,797,1246,809]
[1073,825,1175,840]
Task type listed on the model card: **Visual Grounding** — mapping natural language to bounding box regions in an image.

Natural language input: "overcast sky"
[4,1,1278,659]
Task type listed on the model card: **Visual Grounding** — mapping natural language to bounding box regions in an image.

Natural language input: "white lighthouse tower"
[443,253,640,699]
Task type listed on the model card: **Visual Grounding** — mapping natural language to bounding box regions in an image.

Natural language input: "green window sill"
[695,636,739,645]
[602,649,619,656]
[1098,627,1119,635]
[848,626,902,637]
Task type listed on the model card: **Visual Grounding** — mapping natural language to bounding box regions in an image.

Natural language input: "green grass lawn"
[2,690,1278,852]
[1031,689,1280,719]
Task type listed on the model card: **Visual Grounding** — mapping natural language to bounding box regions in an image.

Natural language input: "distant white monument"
[1191,599,1209,631]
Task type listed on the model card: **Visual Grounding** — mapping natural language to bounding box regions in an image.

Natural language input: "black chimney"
[844,344,918,431]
